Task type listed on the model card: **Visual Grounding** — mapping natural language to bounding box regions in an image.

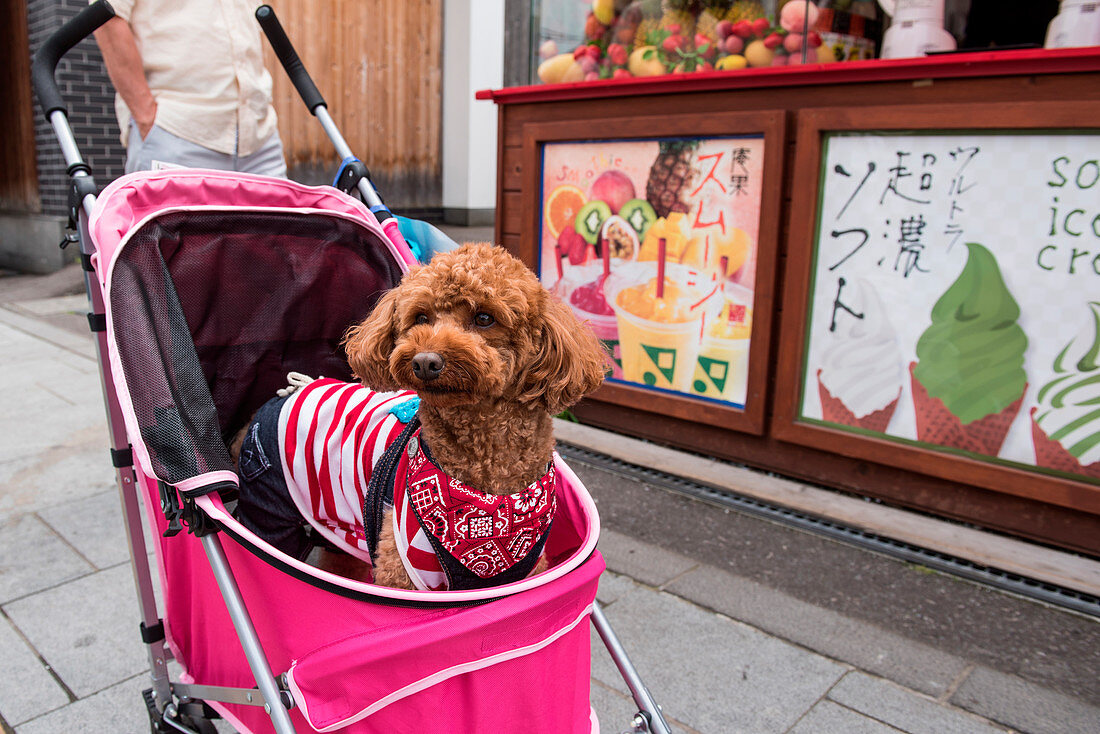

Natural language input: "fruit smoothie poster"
[539,135,765,408]
[801,131,1100,484]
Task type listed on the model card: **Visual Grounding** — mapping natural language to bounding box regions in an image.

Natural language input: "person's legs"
[236,128,287,178]
[125,120,235,173]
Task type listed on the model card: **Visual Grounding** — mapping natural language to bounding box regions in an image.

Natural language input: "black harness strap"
[362,416,420,562]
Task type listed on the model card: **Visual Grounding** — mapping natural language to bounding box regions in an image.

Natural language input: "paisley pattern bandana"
[398,433,557,581]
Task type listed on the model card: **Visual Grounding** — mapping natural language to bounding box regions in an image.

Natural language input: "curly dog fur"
[330,242,605,588]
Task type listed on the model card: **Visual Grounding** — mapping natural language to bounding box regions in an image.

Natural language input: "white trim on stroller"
[192,453,600,605]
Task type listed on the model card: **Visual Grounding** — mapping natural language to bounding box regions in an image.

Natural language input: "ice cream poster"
[539,135,765,408]
[801,131,1100,484]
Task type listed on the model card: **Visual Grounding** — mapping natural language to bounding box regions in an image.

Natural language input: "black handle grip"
[32,0,117,120]
[255,5,326,114]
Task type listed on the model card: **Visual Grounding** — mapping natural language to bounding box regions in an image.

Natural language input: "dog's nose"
[412,352,444,382]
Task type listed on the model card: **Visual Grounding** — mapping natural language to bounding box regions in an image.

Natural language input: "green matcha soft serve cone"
[1031,301,1100,480]
[910,243,1028,457]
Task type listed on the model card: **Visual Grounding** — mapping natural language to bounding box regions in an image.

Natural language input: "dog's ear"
[518,296,608,415]
[343,287,400,390]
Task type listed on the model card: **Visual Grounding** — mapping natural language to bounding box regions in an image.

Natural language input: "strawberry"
[807,31,823,48]
[695,34,717,59]
[585,44,602,61]
[573,45,588,60]
[662,34,686,53]
[764,32,783,50]
[752,17,770,35]
[732,20,753,38]
[612,68,633,79]
[607,42,628,65]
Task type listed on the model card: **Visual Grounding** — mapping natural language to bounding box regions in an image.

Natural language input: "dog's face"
[344,243,607,413]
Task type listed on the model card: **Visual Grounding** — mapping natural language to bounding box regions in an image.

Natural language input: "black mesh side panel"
[109,210,404,488]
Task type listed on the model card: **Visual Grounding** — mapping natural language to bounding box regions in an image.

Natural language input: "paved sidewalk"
[0,262,1098,733]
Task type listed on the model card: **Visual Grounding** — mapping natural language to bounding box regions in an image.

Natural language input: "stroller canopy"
[90,170,413,495]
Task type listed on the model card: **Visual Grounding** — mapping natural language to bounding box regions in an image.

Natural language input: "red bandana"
[401,436,557,580]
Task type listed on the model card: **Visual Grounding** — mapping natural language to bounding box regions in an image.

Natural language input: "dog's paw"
[276,371,319,398]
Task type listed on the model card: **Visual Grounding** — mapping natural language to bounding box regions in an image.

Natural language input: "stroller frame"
[32,3,670,733]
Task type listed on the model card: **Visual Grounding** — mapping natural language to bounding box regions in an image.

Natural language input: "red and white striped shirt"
[277,379,454,589]
[277,379,556,591]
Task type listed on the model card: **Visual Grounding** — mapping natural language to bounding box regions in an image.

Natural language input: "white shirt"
[104,0,278,155]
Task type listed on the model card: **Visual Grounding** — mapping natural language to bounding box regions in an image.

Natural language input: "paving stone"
[0,514,92,604]
[592,586,845,734]
[0,422,116,521]
[0,613,71,726]
[829,671,1010,734]
[950,665,1100,734]
[4,564,148,698]
[14,674,149,734]
[590,679,643,734]
[665,564,970,698]
[38,490,133,570]
[788,700,903,734]
[597,528,699,588]
[595,570,638,606]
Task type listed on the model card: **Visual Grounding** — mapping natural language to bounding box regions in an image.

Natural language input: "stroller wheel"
[144,688,218,734]
[150,711,218,734]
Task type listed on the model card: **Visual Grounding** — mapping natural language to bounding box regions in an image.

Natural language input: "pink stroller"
[32,3,670,733]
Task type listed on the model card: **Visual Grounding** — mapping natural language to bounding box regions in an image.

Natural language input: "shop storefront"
[479,1,1100,555]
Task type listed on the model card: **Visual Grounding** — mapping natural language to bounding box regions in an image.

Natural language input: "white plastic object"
[877,0,957,59]
[1045,0,1100,49]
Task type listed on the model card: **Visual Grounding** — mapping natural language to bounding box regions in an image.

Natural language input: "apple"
[783,33,804,53]
[588,170,636,214]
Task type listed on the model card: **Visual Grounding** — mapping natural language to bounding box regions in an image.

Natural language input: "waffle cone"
[1030,408,1100,480]
[817,370,898,433]
[909,362,1023,457]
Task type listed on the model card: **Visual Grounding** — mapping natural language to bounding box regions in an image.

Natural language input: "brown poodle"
[232,243,607,590]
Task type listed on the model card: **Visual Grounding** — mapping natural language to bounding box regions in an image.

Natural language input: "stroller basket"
[33,3,669,732]
[91,170,604,732]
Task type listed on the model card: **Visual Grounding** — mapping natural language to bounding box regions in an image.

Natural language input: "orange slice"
[544,185,586,239]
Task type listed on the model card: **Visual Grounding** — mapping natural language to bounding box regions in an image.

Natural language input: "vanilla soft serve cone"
[911,243,1028,457]
[817,278,903,433]
[1031,301,1100,480]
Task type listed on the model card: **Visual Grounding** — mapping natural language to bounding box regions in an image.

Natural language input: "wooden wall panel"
[493,66,1100,555]
[266,0,442,209]
[2,0,40,212]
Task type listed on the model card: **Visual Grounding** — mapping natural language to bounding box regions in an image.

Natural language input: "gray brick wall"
[28,0,126,218]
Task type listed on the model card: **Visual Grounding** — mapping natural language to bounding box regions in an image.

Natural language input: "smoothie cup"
[691,289,753,405]
[608,263,717,392]
[559,262,622,379]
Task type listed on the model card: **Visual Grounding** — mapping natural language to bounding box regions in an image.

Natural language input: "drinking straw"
[720,255,729,278]
[554,243,563,279]
[657,237,667,299]
[601,233,610,278]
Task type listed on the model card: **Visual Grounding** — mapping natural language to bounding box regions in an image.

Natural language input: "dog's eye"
[414,314,429,325]
[474,312,495,328]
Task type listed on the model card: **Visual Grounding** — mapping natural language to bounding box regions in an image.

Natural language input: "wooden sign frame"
[519,110,786,435]
[773,101,1100,514]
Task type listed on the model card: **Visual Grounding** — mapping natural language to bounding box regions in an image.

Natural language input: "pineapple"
[646,140,700,219]
[728,0,767,22]
[633,0,664,46]
[696,0,732,40]
[660,0,698,37]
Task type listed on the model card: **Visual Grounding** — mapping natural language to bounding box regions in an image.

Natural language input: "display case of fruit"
[482,24,1100,557]
[533,0,869,83]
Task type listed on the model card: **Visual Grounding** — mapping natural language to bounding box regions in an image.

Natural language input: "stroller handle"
[255,5,327,115]
[33,0,117,121]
